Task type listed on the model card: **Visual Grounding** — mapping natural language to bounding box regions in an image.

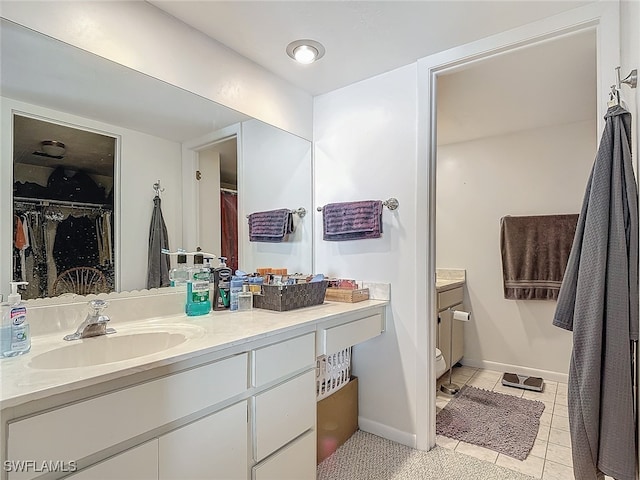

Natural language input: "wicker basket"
[316,347,352,400]
[253,280,328,312]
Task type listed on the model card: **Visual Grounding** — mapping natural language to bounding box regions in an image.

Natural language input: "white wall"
[313,64,419,446]
[1,98,183,295]
[620,1,640,466]
[0,1,313,140]
[436,120,596,378]
[621,0,639,166]
[241,119,313,273]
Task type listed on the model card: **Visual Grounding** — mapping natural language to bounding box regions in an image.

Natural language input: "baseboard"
[461,358,569,384]
[358,417,417,449]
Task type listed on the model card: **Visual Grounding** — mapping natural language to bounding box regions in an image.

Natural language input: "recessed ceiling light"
[40,140,66,157]
[286,39,325,64]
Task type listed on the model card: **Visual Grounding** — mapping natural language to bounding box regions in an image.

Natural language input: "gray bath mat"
[436,385,545,460]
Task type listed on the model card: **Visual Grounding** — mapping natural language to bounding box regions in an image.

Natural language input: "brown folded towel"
[500,214,578,300]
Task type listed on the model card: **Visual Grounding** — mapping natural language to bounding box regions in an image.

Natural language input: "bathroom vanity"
[436,269,466,370]
[0,293,387,480]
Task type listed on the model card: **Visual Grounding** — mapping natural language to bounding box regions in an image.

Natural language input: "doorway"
[415,1,620,456]
[432,29,596,477]
[197,137,238,271]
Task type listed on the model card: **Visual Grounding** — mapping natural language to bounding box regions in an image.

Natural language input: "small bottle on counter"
[229,277,244,312]
[169,253,189,287]
[237,285,253,312]
[1,281,30,357]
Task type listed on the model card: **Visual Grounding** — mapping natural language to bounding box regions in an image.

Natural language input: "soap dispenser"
[1,281,30,357]
[212,257,232,311]
[169,253,189,286]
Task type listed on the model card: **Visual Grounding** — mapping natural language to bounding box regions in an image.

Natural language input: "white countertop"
[435,278,465,292]
[0,300,387,410]
[436,268,466,292]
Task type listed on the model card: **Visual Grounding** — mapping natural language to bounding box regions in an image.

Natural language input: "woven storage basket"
[316,347,351,400]
[253,280,328,311]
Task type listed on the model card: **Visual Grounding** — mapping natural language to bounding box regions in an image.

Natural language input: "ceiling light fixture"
[40,140,66,157]
[286,39,325,65]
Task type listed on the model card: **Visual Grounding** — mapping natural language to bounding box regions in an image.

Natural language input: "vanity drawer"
[437,287,463,311]
[7,353,248,479]
[252,430,316,480]
[254,370,315,462]
[318,313,384,355]
[253,333,315,387]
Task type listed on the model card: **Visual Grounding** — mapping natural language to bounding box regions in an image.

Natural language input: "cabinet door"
[252,430,315,480]
[66,440,158,480]
[254,370,315,461]
[438,305,465,368]
[159,401,248,480]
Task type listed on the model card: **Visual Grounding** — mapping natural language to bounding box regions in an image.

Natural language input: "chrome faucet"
[64,299,116,341]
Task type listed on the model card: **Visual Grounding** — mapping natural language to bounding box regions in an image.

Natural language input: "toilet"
[435,348,447,378]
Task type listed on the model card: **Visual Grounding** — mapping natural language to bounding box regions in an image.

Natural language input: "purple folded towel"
[322,200,383,241]
[248,208,294,243]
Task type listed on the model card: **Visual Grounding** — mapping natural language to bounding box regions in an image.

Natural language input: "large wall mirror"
[1,19,313,300]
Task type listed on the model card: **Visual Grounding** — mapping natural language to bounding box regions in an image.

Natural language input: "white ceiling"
[149,0,594,96]
[13,115,116,177]
[437,29,597,146]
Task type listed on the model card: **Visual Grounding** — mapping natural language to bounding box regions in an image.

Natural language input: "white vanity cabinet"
[67,441,159,480]
[7,353,249,480]
[252,430,316,480]
[251,333,316,479]
[437,286,465,368]
[2,301,388,480]
[159,402,248,480]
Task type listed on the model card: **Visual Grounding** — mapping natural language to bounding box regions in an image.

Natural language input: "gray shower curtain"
[146,195,171,289]
[553,105,638,480]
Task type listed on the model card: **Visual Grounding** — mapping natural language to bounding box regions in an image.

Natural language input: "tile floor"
[436,366,614,480]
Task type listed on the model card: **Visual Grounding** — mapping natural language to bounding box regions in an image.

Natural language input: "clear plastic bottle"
[229,277,244,312]
[169,253,189,287]
[237,284,253,312]
[203,257,215,309]
[1,281,30,357]
[186,254,211,316]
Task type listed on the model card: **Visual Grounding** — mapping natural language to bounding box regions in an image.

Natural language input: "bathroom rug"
[436,385,545,460]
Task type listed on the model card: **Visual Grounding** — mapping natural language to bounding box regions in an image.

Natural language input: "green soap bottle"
[186,254,211,316]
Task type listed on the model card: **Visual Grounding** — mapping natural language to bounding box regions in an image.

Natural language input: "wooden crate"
[325,287,369,303]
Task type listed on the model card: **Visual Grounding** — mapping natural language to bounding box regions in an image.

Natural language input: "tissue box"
[253,281,328,311]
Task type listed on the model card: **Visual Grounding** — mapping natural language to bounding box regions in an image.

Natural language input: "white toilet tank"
[435,348,447,378]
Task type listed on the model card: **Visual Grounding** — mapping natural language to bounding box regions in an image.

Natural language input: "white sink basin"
[29,326,204,369]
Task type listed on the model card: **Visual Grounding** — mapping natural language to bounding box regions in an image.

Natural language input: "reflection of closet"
[13,195,114,298]
[13,115,116,298]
